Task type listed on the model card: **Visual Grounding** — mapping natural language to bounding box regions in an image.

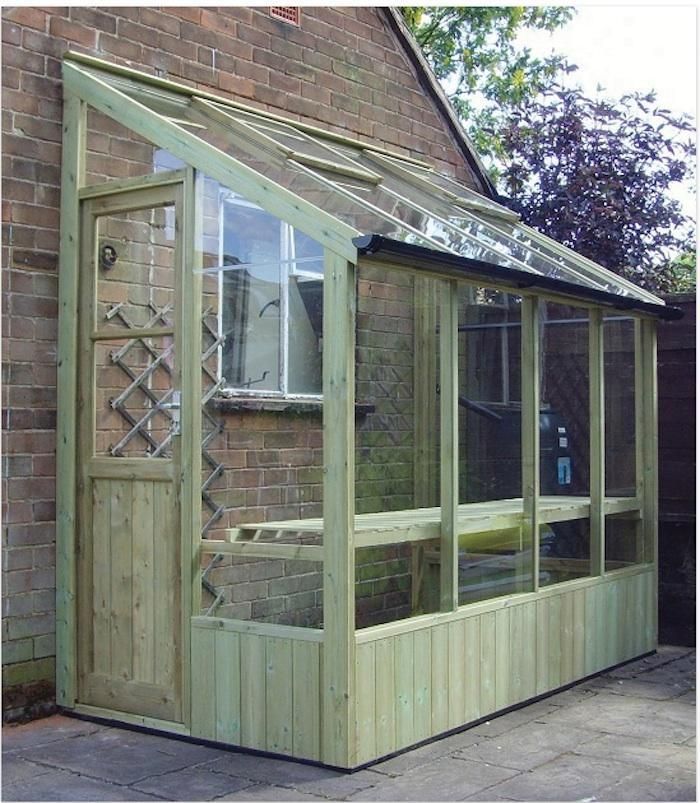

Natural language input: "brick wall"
[2,6,483,718]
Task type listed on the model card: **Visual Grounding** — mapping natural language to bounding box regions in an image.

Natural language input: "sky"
[515,5,697,120]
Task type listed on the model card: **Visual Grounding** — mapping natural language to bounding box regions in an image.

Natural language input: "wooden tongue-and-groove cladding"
[79,477,181,722]
[190,568,653,767]
[191,622,323,761]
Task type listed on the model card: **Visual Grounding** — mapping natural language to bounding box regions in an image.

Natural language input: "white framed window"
[217,190,324,398]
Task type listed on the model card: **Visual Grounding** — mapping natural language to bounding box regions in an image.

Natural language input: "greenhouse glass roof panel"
[64,54,668,313]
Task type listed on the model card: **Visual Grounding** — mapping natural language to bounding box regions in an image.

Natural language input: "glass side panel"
[539,302,591,586]
[197,176,325,396]
[95,335,175,458]
[605,513,645,570]
[456,287,532,604]
[96,205,176,329]
[355,264,442,623]
[604,315,637,497]
[196,173,324,628]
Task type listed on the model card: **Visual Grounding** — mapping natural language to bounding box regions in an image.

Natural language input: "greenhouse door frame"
[56,95,200,732]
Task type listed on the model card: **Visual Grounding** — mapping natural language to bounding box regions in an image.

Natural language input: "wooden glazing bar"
[78,168,188,199]
[56,90,86,708]
[439,280,459,612]
[413,278,439,507]
[521,297,541,591]
[589,309,605,575]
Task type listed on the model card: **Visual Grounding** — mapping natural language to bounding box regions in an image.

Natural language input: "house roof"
[63,53,677,319]
[381,8,499,200]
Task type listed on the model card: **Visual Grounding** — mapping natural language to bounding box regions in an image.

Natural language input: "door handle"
[160,390,181,435]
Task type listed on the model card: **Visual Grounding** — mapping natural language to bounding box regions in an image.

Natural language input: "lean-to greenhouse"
[56,52,680,769]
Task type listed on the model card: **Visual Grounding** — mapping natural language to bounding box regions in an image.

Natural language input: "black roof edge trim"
[352,235,684,322]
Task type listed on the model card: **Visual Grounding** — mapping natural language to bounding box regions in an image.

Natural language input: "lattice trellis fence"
[102,300,227,612]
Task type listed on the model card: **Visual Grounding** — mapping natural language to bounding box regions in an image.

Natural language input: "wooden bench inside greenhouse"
[201,495,641,560]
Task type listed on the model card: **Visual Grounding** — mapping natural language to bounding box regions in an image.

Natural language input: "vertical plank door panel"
[132,481,155,685]
[91,479,111,677]
[110,480,133,685]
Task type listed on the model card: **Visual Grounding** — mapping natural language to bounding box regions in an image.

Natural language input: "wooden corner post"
[56,89,86,707]
[322,251,356,768]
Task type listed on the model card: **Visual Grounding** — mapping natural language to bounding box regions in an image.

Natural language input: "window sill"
[211,396,375,417]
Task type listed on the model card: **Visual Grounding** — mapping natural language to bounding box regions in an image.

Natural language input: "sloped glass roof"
[64,53,675,317]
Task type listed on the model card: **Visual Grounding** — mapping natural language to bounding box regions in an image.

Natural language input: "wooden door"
[76,183,184,723]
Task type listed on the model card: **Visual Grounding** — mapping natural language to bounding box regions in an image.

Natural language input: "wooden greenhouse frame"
[56,53,680,769]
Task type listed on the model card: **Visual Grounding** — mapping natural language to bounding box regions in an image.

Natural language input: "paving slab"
[480,753,641,802]
[18,727,224,785]
[588,676,693,700]
[572,733,696,773]
[347,755,519,801]
[594,767,697,802]
[3,715,105,754]
[454,721,599,771]
[2,755,54,787]
[214,785,328,801]
[2,768,162,801]
[287,769,386,799]
[606,647,694,679]
[204,752,345,787]
[675,689,696,705]
[131,766,255,801]
[366,731,486,777]
[537,689,692,741]
[461,699,561,739]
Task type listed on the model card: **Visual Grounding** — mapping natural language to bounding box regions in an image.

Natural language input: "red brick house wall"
[1,6,486,719]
